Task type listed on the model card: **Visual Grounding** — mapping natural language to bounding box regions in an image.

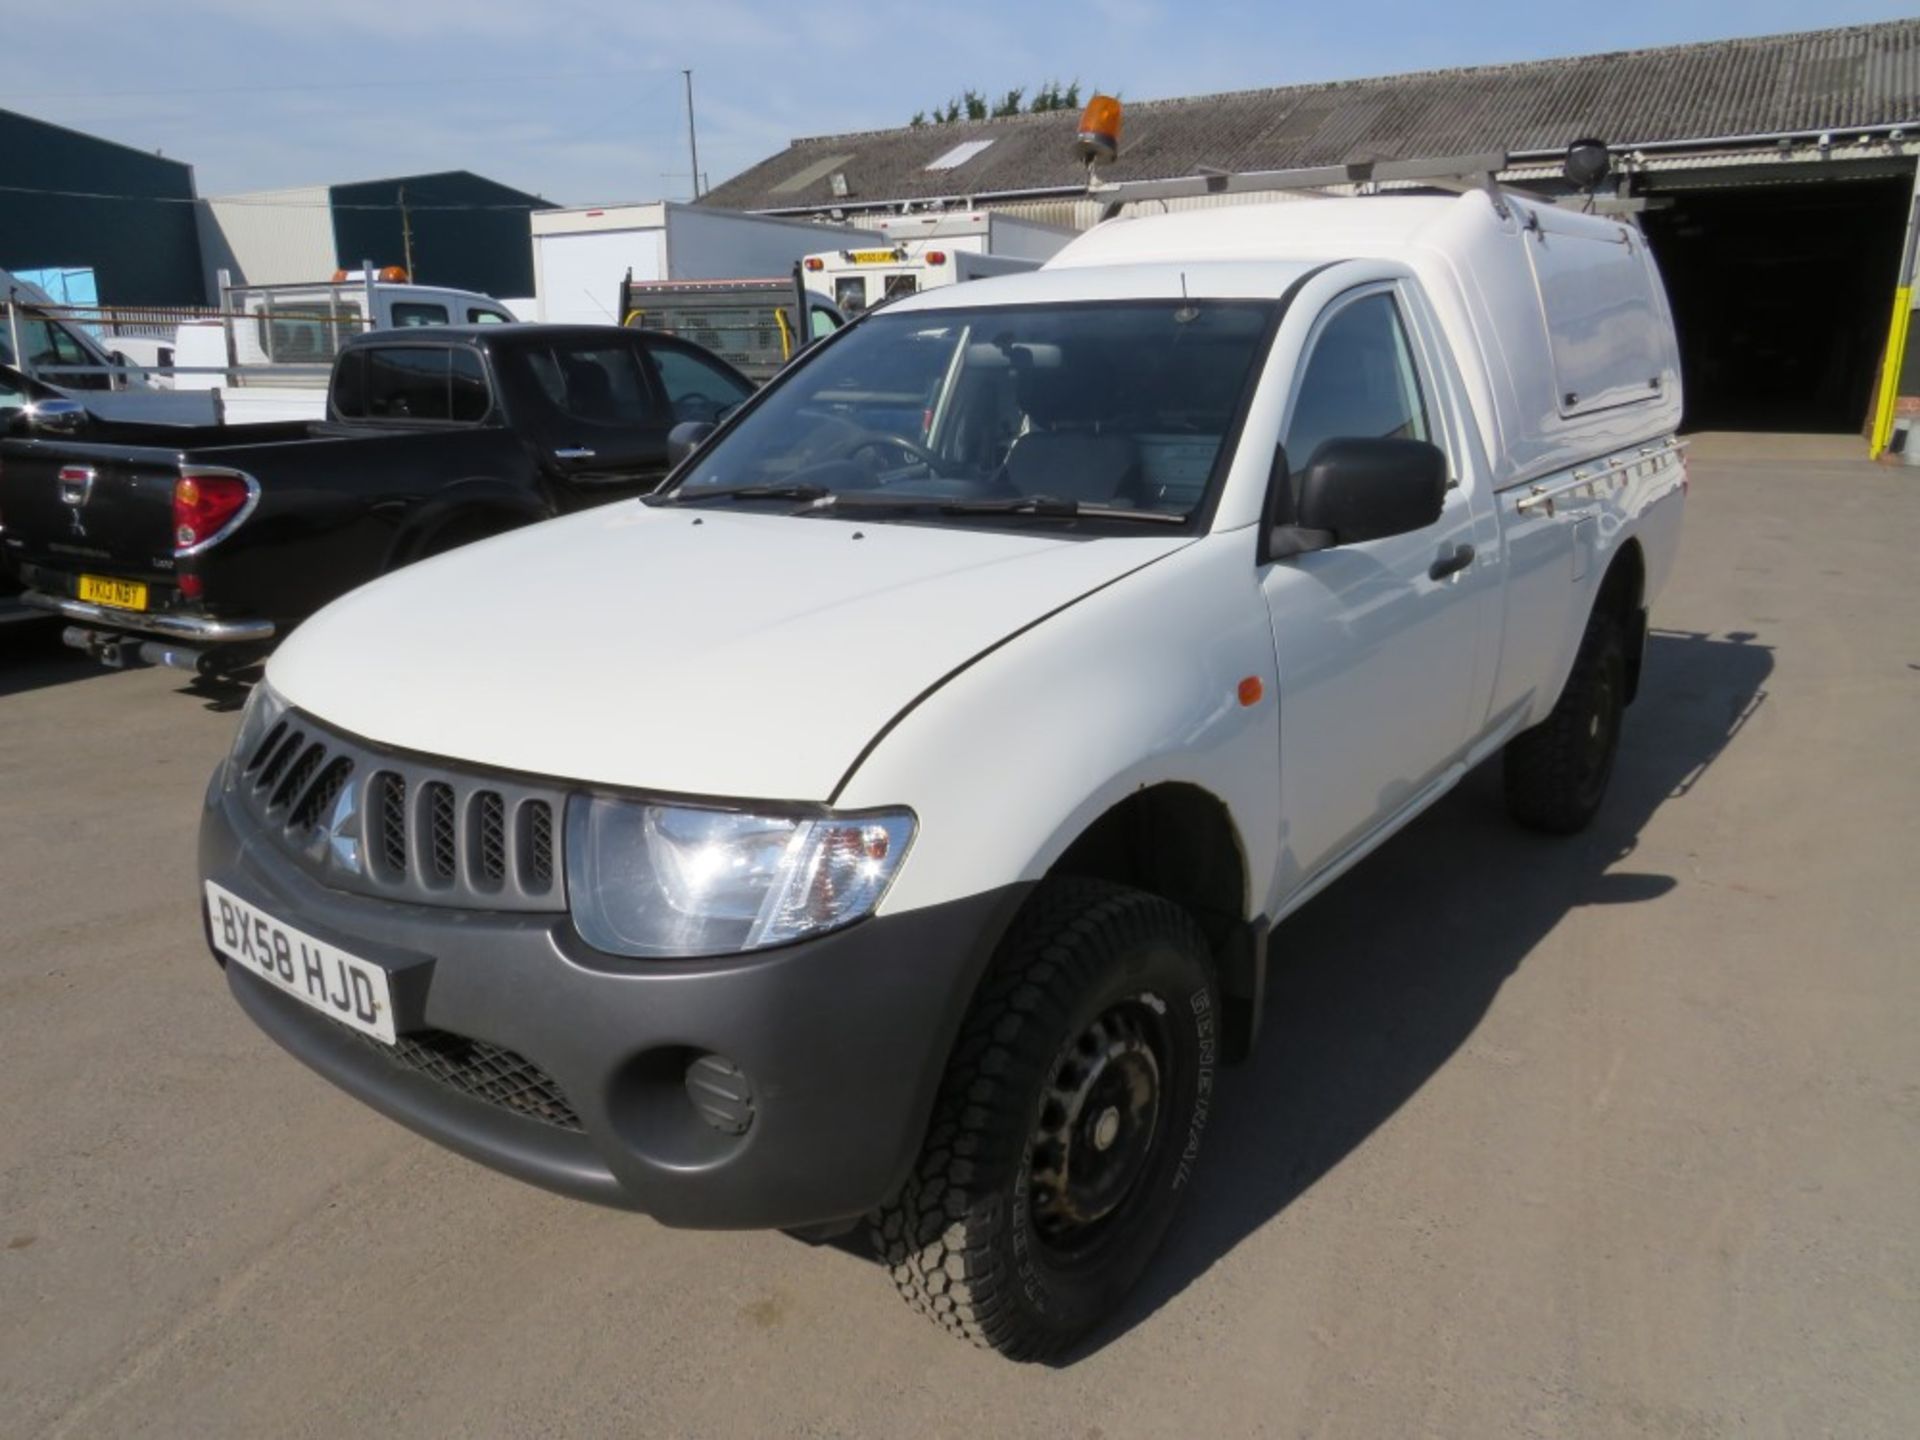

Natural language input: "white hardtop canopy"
[892,192,1682,488]
[885,258,1319,309]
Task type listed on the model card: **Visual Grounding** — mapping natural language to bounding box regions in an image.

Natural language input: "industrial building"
[1,104,547,306]
[0,109,204,305]
[706,20,1920,443]
[196,170,548,300]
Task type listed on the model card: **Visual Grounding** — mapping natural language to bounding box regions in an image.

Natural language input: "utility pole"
[683,69,702,201]
[398,184,416,278]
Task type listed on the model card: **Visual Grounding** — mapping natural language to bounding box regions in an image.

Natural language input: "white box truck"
[530,202,865,326]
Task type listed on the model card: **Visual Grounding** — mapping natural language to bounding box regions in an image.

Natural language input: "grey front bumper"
[24,591,274,642]
[200,766,1027,1230]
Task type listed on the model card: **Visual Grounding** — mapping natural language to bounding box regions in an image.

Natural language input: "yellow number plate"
[78,575,149,611]
[849,249,900,264]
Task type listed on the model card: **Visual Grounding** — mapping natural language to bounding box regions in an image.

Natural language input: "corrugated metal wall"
[0,109,204,304]
[329,172,547,299]
[195,187,335,292]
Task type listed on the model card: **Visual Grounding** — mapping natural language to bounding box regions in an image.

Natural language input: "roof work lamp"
[1077,95,1123,169]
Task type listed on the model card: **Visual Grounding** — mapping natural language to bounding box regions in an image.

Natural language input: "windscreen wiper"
[802,493,1187,524]
[646,482,832,507]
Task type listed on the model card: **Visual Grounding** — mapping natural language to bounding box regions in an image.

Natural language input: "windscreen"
[671,300,1275,521]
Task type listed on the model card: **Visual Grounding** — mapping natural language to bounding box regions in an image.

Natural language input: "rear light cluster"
[173,468,254,554]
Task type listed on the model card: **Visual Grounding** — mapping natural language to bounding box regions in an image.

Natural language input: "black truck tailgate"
[0,438,186,585]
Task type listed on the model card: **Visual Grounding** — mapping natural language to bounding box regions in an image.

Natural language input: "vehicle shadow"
[177,669,260,714]
[1053,626,1774,1362]
[0,619,109,698]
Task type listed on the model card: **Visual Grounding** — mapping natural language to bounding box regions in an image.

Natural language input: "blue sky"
[7,0,1916,204]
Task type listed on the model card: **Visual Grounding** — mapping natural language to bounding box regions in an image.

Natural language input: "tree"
[912,79,1089,127]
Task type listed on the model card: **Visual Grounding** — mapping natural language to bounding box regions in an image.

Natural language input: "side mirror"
[24,397,88,437]
[1264,437,1447,560]
[666,419,716,468]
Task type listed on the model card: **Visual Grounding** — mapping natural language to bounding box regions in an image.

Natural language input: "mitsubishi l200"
[197,189,1686,1359]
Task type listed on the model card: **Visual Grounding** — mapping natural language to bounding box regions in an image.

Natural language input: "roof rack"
[1086,150,1514,222]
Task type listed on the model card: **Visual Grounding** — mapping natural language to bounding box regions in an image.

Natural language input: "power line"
[0,67,667,101]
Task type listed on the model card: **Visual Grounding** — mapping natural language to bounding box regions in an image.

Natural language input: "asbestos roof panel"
[704,20,1920,213]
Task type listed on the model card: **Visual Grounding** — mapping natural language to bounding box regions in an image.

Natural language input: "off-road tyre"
[869,877,1218,1361]
[1503,605,1628,834]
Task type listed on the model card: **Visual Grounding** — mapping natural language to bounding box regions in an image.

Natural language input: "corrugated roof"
[703,20,1920,213]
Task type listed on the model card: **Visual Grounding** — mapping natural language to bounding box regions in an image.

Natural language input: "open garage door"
[1642,173,1911,434]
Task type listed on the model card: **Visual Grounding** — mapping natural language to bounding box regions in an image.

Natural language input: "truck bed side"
[1,424,533,629]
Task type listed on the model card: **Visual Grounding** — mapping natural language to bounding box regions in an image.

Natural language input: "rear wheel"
[870,878,1218,1361]
[1503,606,1627,833]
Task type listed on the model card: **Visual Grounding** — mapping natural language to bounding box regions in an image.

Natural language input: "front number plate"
[205,881,397,1044]
[78,574,148,611]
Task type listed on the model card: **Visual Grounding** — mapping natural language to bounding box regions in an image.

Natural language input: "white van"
[200,186,1684,1360]
[1,268,218,423]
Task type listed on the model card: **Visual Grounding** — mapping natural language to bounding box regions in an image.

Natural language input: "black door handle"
[1429,542,1475,581]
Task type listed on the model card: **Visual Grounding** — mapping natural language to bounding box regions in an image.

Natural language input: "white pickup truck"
[170,274,518,422]
[197,188,1685,1360]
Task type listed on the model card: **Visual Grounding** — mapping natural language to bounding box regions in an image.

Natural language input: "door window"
[648,343,753,423]
[390,302,451,327]
[467,307,511,324]
[883,273,919,301]
[522,342,661,425]
[1283,292,1429,475]
[333,345,491,422]
[448,349,490,421]
[834,275,867,315]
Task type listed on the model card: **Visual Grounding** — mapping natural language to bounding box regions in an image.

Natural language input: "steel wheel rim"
[1027,997,1168,1260]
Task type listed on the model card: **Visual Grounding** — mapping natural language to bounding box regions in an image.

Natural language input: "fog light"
[685,1053,754,1136]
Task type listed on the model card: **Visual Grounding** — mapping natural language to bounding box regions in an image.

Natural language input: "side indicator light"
[1237,676,1264,707]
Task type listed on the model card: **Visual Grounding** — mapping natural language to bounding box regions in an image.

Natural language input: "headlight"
[565,796,915,958]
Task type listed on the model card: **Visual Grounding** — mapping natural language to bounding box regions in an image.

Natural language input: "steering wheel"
[844,431,938,473]
[675,393,725,423]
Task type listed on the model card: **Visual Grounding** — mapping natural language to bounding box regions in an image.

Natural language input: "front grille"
[525,802,553,887]
[290,755,354,831]
[475,791,507,887]
[350,1025,583,1132]
[271,740,327,812]
[374,773,408,877]
[424,782,457,883]
[231,703,567,912]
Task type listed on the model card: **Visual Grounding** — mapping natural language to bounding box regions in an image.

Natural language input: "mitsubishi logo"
[57,466,93,539]
[57,465,95,507]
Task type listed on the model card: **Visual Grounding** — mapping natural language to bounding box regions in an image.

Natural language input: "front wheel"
[870,878,1219,1361]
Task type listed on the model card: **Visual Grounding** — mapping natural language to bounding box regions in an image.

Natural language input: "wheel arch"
[1597,536,1648,703]
[384,479,548,570]
[1044,781,1267,1060]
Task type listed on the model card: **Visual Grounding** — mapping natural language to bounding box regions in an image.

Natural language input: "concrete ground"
[2,433,1916,1438]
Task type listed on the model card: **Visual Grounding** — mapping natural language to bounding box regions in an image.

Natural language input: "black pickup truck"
[0,324,753,671]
